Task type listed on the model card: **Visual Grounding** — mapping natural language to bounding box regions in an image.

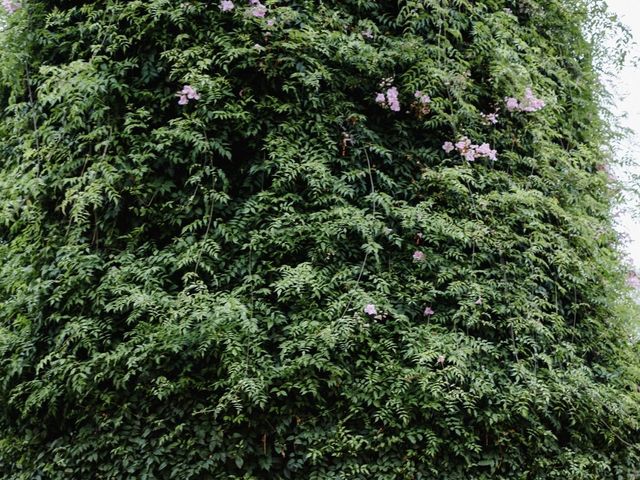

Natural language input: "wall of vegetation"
[0,0,638,478]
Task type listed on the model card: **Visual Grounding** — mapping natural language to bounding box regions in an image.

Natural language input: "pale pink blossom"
[386,86,400,112]
[455,137,471,151]
[475,297,483,305]
[475,143,497,161]
[464,150,476,162]
[482,112,498,124]
[219,0,234,11]
[250,0,267,18]
[523,87,535,101]
[448,138,497,161]
[506,88,545,113]
[375,86,401,112]
[364,304,378,316]
[437,355,445,365]
[505,97,520,111]
[177,85,200,105]
[181,85,200,100]
[414,90,431,104]
[412,251,425,262]
[475,143,492,156]
[424,306,434,316]
[2,0,19,13]
[362,29,374,39]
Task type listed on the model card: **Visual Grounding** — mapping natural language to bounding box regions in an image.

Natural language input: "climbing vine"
[0,0,638,478]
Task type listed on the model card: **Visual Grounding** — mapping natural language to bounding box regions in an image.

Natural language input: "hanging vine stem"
[24,62,40,173]
[21,5,42,176]
[340,142,376,320]
[194,126,216,274]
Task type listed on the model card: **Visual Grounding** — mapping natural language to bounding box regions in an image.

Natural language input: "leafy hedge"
[0,0,639,478]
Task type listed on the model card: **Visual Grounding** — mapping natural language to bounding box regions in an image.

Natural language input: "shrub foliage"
[0,0,639,478]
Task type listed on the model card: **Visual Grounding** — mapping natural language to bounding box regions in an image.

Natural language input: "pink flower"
[478,144,497,160]
[475,143,492,156]
[442,141,454,153]
[437,354,445,365]
[455,137,471,151]
[2,0,19,13]
[219,0,234,11]
[362,29,374,39]
[177,85,200,104]
[523,87,535,101]
[250,0,267,18]
[505,97,520,111]
[423,306,434,316]
[522,98,545,112]
[364,304,378,316]
[375,85,401,112]
[414,90,431,104]
[266,18,275,27]
[412,251,425,262]
[386,86,400,112]
[482,112,498,124]
[464,150,476,162]
[506,88,545,113]
[181,85,200,100]
[386,86,398,100]
[475,297,483,305]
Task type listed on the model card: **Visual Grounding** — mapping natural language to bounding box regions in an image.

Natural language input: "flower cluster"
[249,0,267,18]
[481,112,498,125]
[412,250,425,262]
[2,0,20,13]
[361,29,374,39]
[177,85,201,105]
[375,87,400,112]
[442,137,497,162]
[505,87,545,112]
[219,0,234,11]
[628,272,640,289]
[364,304,377,316]
[413,90,431,116]
[219,0,267,17]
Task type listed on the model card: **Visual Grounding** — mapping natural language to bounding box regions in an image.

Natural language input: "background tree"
[0,0,638,478]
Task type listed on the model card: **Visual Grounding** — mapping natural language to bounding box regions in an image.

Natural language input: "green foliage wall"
[0,0,638,478]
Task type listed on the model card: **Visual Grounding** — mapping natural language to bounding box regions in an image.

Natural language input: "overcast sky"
[602,0,640,268]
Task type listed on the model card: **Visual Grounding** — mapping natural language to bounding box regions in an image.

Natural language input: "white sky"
[604,0,640,268]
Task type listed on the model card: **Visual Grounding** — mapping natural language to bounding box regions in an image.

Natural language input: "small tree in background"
[0,0,638,478]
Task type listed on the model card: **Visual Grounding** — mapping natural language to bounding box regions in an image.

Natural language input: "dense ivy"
[0,0,639,478]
